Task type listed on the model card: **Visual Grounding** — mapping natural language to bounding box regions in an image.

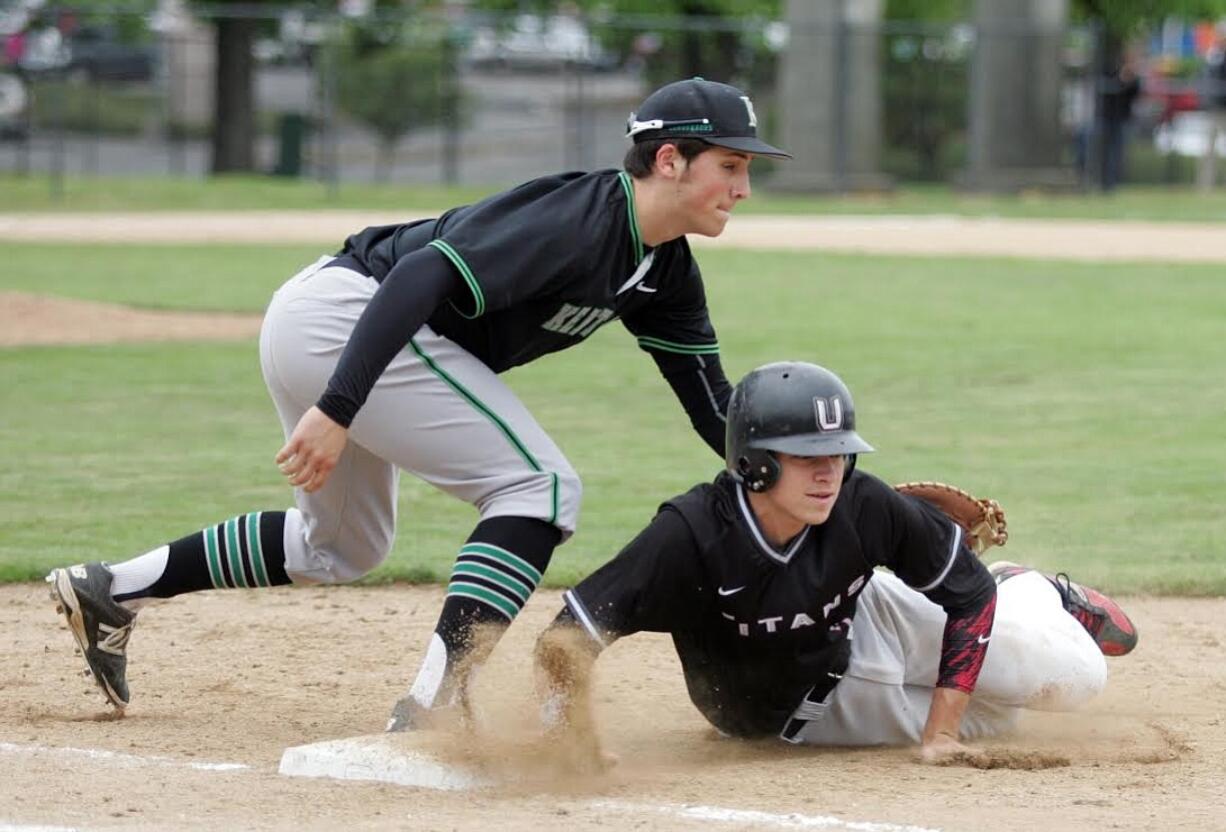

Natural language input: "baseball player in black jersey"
[45,78,790,729]
[536,362,1138,764]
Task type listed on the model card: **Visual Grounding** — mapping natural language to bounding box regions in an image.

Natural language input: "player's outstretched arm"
[533,619,613,773]
[918,687,983,764]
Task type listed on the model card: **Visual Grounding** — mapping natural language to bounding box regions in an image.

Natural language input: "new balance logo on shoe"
[97,621,133,656]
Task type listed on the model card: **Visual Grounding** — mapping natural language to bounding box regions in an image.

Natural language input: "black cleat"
[47,563,136,710]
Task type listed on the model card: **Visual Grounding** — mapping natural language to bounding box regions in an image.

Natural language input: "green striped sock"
[113,511,290,602]
[445,542,542,621]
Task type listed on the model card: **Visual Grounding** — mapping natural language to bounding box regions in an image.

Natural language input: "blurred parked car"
[1154,110,1226,157]
[463,14,617,72]
[61,24,156,82]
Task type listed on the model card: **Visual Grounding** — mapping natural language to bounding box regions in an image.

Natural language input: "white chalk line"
[0,741,248,772]
[595,799,941,832]
[0,741,940,832]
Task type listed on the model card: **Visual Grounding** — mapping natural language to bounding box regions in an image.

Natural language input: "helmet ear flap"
[738,449,780,492]
[843,454,858,482]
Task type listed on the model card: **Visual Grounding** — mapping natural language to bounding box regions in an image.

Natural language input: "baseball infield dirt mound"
[1,584,1222,832]
[0,291,262,347]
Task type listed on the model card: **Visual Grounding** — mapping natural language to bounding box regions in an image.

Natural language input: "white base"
[277,734,488,791]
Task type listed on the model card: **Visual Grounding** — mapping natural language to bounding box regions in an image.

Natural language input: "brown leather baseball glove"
[894,481,1008,556]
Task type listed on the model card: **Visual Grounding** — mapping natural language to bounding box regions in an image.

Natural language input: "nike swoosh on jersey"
[976,634,991,644]
[616,249,656,295]
[717,585,746,596]
[635,283,657,293]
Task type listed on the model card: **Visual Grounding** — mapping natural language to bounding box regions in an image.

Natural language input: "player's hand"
[918,732,985,766]
[276,406,347,493]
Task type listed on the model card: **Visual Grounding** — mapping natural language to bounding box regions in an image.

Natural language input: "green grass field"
[2,243,1223,594]
[6,173,1226,222]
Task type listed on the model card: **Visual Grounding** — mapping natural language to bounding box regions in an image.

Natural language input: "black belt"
[779,670,844,744]
[324,253,371,277]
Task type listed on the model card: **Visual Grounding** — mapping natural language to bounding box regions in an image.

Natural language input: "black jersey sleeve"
[621,243,721,357]
[649,352,731,457]
[622,248,730,456]
[561,506,707,649]
[851,473,997,694]
[315,246,464,427]
[853,473,995,613]
[426,175,592,317]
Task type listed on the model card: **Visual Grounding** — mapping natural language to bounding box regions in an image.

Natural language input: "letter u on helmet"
[725,362,875,492]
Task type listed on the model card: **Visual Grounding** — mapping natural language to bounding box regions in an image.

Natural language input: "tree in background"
[879,0,972,180]
[1071,0,1226,85]
[53,0,285,173]
[331,18,459,182]
[1072,0,1226,187]
[204,0,276,173]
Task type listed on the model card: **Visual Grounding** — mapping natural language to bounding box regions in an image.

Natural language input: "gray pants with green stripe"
[258,255,581,585]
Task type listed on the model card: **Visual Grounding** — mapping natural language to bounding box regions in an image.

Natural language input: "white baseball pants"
[796,569,1108,746]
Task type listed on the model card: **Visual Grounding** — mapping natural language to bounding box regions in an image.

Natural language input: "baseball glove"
[894,481,1008,556]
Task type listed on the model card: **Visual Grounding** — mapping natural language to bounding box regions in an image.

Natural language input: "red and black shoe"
[988,561,1138,657]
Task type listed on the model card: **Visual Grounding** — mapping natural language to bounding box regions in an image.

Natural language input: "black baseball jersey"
[316,168,731,451]
[561,470,996,738]
[339,169,718,373]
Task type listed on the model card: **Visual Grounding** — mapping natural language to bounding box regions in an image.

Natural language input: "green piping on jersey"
[408,338,560,525]
[427,239,485,319]
[617,172,645,264]
[636,335,720,355]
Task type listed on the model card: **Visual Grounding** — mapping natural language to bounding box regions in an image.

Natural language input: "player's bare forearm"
[918,687,983,764]
[921,686,969,743]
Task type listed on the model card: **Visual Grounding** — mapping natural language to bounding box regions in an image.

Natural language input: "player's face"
[765,453,846,530]
[674,147,753,237]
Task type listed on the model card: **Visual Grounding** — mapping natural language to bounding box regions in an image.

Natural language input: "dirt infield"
[5,210,1226,351]
[3,213,1224,829]
[5,211,1226,261]
[2,584,1223,832]
[0,292,262,347]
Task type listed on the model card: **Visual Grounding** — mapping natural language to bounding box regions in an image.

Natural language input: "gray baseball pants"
[258,255,582,584]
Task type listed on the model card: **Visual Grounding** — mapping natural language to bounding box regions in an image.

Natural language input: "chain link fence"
[0,5,1221,191]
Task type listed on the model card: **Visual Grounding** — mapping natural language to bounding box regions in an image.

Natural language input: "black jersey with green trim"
[338,169,719,373]
[561,470,995,738]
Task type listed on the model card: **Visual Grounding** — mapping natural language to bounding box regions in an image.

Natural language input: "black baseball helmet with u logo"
[725,361,875,492]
